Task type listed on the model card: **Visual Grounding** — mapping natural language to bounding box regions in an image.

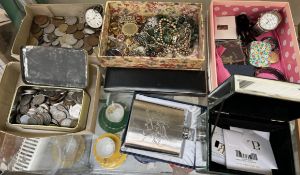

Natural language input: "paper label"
[211,125,225,165]
[224,129,278,174]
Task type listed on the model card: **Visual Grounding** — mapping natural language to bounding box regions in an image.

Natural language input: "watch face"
[85,9,103,29]
[259,12,281,31]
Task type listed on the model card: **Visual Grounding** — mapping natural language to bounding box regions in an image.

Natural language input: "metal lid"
[208,75,300,122]
[20,46,88,88]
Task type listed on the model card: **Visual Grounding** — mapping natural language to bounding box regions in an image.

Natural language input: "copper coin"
[66,25,77,34]
[77,23,85,31]
[52,18,65,27]
[83,42,92,52]
[86,35,99,47]
[58,24,68,33]
[73,31,84,40]
[30,23,41,34]
[34,15,49,26]
[268,51,280,64]
[33,30,43,39]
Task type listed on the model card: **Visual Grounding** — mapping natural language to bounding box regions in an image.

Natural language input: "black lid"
[20,46,88,88]
[208,75,300,122]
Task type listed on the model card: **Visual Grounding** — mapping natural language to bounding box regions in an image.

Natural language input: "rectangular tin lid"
[20,46,88,88]
[208,75,300,122]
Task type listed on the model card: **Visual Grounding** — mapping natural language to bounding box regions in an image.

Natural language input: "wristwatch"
[85,6,103,29]
[251,10,282,36]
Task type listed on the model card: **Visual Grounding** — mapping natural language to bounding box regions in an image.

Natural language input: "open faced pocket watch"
[85,5,103,29]
[251,10,282,36]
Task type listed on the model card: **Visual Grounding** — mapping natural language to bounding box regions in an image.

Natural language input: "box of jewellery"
[120,94,207,169]
[11,3,104,65]
[99,1,205,70]
[207,75,300,174]
[209,0,300,91]
[0,50,101,137]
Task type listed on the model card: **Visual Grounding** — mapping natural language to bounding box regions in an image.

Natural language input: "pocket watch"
[251,10,282,36]
[85,6,103,29]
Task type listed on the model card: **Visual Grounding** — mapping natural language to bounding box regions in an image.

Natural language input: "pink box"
[209,0,300,91]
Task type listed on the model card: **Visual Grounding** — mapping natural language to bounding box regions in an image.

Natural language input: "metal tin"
[7,85,90,133]
[20,46,88,89]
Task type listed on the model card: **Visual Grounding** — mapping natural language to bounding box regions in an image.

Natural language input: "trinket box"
[121,94,207,168]
[209,0,300,90]
[11,3,104,65]
[207,75,300,174]
[99,1,205,70]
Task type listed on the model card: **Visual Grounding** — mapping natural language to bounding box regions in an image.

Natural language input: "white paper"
[230,127,270,141]
[224,129,278,174]
[211,125,226,165]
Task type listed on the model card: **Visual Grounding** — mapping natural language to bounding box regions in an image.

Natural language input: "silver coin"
[41,113,51,125]
[43,34,51,43]
[27,108,37,116]
[40,103,50,112]
[20,115,31,124]
[83,28,95,34]
[70,119,78,128]
[20,95,32,106]
[52,38,60,46]
[24,89,37,95]
[65,16,77,25]
[59,118,72,127]
[44,24,55,34]
[34,114,44,125]
[73,39,84,49]
[36,106,45,114]
[51,119,59,126]
[28,117,38,125]
[20,104,30,114]
[51,109,67,122]
[32,94,45,106]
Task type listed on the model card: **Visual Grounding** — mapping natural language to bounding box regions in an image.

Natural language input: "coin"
[74,31,84,40]
[20,95,32,106]
[35,114,44,125]
[73,39,84,49]
[60,34,77,46]
[77,23,85,31]
[52,38,60,46]
[30,23,41,34]
[34,15,49,26]
[86,35,99,47]
[52,18,65,27]
[52,119,59,126]
[28,116,38,125]
[16,114,21,124]
[54,28,65,37]
[65,16,78,25]
[32,94,45,106]
[83,28,95,34]
[59,118,72,127]
[40,20,50,28]
[43,34,51,43]
[41,113,51,125]
[72,92,83,104]
[51,108,67,122]
[66,24,77,34]
[69,104,81,119]
[44,24,55,34]
[122,23,138,36]
[33,29,43,39]
[58,24,68,33]
[83,42,92,53]
[20,115,31,124]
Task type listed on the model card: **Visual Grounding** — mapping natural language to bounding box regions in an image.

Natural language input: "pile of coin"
[12,89,83,128]
[28,15,100,55]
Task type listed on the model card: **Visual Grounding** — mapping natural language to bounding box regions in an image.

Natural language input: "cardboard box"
[11,3,103,65]
[99,1,205,70]
[0,62,101,137]
[209,0,300,91]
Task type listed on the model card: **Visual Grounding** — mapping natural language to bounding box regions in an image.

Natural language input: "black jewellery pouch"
[207,75,300,175]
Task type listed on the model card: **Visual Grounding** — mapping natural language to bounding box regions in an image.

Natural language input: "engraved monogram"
[142,109,169,145]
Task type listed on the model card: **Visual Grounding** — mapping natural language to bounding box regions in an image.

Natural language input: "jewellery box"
[209,0,300,91]
[207,75,300,174]
[120,93,207,169]
[4,46,94,135]
[99,1,205,70]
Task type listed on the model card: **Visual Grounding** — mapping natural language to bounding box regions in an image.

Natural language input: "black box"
[207,75,300,174]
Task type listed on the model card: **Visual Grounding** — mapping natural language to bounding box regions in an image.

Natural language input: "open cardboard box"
[0,62,101,137]
[208,0,300,91]
[11,3,103,65]
[99,1,206,70]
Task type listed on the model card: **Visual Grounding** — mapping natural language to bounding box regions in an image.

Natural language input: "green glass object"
[98,105,129,133]
[0,0,24,27]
